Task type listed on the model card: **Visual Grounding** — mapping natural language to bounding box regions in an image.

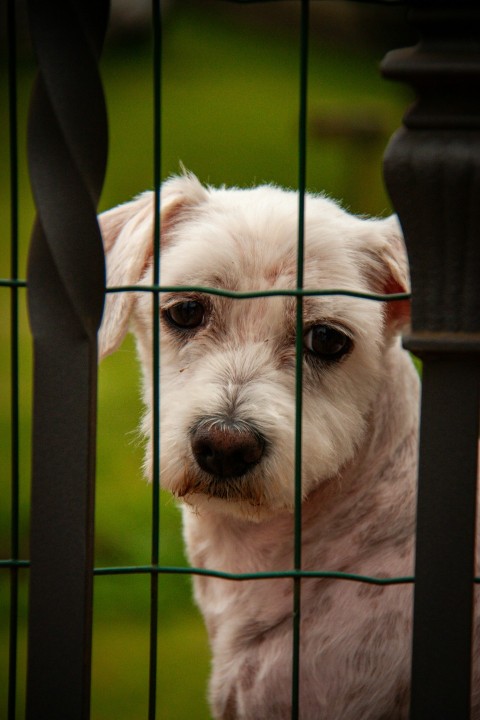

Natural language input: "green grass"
[100,4,407,216]
[0,3,409,719]
[92,578,211,720]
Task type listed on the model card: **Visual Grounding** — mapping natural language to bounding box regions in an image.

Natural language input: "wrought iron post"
[382,4,480,718]
[26,2,109,718]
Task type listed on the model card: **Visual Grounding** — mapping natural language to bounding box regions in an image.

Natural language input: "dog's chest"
[185,510,414,719]
[197,571,413,720]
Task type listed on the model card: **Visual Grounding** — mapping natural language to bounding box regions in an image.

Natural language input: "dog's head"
[99,172,410,519]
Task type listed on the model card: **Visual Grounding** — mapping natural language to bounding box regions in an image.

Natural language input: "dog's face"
[99,173,409,520]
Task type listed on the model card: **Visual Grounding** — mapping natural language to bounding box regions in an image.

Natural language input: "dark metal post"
[26,2,109,718]
[382,4,480,718]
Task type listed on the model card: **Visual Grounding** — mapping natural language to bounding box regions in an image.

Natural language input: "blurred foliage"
[0,2,412,719]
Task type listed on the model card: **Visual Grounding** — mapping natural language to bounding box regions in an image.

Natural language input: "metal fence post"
[382,4,480,718]
[25,2,109,718]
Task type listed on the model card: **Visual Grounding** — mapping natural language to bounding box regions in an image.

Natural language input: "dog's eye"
[304,325,352,361]
[164,301,205,330]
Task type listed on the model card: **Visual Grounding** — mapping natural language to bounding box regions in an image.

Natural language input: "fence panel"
[6,1,479,719]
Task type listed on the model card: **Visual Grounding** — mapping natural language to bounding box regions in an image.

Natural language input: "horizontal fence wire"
[0,282,416,300]
[0,278,27,288]
[3,559,480,584]
[94,565,414,584]
[0,560,30,569]
[105,285,411,301]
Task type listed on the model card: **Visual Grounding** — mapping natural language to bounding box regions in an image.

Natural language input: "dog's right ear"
[98,173,208,359]
[355,214,411,335]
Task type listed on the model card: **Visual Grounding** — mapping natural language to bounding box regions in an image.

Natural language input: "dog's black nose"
[191,421,265,478]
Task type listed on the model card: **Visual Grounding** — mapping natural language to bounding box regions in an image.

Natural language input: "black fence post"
[382,4,480,719]
[25,2,109,719]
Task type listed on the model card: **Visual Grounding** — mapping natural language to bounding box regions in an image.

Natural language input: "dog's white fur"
[98,174,474,718]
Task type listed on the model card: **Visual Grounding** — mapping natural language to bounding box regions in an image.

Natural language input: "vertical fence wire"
[149,2,162,718]
[292,1,309,717]
[7,1,20,718]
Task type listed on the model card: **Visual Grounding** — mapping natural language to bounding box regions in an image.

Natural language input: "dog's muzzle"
[190,417,265,479]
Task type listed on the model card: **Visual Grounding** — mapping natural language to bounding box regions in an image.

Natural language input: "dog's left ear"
[98,173,208,359]
[360,215,411,333]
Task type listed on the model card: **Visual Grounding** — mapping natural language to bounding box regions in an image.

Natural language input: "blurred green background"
[0,1,414,718]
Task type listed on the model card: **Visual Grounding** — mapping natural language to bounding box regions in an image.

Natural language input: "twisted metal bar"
[25,2,109,718]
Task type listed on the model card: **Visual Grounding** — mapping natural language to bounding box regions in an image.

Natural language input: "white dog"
[99,173,421,719]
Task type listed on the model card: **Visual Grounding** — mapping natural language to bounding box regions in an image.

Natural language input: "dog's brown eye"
[304,325,352,361]
[165,301,205,330]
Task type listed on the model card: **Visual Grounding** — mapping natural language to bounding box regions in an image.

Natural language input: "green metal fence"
[2,1,480,719]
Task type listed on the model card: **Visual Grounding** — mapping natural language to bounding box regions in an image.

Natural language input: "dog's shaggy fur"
[98,174,477,719]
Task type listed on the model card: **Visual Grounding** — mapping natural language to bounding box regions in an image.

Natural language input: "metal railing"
[2,1,480,719]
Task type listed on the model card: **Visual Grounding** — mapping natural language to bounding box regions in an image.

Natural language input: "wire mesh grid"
[4,1,411,718]
[96,2,413,719]
[3,0,480,719]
